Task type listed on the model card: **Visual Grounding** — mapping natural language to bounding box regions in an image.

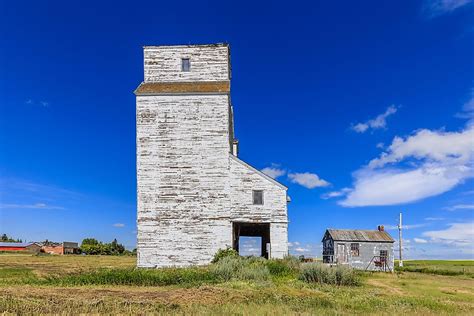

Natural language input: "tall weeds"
[299,263,360,286]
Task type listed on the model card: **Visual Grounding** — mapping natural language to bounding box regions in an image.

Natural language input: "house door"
[337,244,347,263]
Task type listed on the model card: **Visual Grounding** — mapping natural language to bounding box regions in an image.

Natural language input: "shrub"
[211,248,239,263]
[299,263,360,286]
[211,256,270,281]
[266,256,301,277]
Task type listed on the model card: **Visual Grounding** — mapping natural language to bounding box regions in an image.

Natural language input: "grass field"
[0,254,473,315]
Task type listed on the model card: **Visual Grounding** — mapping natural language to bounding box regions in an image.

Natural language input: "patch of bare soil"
[367,279,404,295]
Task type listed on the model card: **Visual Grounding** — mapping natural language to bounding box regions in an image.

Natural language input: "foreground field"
[0,254,473,315]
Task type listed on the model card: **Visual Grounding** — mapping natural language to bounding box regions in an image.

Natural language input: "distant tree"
[1,234,22,243]
[80,238,126,255]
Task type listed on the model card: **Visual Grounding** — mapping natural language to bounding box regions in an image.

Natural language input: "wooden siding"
[144,44,230,82]
[136,44,288,268]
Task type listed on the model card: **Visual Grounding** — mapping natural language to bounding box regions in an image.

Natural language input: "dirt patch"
[367,279,404,295]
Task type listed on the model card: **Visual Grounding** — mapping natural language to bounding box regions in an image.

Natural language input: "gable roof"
[324,229,394,243]
[230,154,287,190]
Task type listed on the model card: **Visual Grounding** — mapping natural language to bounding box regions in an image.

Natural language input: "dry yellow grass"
[0,254,473,315]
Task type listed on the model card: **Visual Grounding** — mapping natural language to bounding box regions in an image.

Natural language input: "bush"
[211,248,239,263]
[299,263,360,286]
[266,256,301,277]
[211,256,270,281]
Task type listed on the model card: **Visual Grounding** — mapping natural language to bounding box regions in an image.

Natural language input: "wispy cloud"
[423,0,473,18]
[288,172,330,189]
[351,105,398,133]
[25,99,50,107]
[384,223,428,230]
[443,204,474,211]
[261,164,286,179]
[423,221,474,250]
[113,223,125,228]
[413,237,429,244]
[0,202,65,210]
[321,188,351,199]
[425,217,445,221]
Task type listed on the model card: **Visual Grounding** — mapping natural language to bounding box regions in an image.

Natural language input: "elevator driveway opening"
[232,222,270,258]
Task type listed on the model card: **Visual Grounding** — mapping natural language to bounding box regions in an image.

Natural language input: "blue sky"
[1,0,473,259]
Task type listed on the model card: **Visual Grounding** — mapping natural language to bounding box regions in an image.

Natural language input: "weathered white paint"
[136,44,288,267]
[144,44,230,83]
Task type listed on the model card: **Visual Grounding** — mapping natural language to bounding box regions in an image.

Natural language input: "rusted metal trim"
[134,81,230,95]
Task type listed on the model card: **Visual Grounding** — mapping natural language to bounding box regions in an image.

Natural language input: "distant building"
[38,242,80,255]
[322,226,394,272]
[0,242,41,253]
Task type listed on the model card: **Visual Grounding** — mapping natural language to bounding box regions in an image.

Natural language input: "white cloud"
[423,222,474,249]
[351,105,398,133]
[414,238,428,244]
[0,202,65,210]
[368,128,474,169]
[423,0,473,17]
[376,142,385,149]
[40,101,49,107]
[340,124,474,207]
[444,204,474,211]
[321,188,351,199]
[261,164,286,179]
[384,223,427,230]
[425,217,445,221]
[294,247,310,253]
[113,223,125,228]
[288,172,330,189]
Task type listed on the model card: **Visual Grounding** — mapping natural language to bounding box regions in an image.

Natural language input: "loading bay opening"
[232,222,270,259]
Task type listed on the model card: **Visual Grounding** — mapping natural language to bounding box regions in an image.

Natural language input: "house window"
[181,58,190,71]
[253,190,264,205]
[350,243,359,257]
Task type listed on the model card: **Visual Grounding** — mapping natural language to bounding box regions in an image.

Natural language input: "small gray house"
[322,226,395,272]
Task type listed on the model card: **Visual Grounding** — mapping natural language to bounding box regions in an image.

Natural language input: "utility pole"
[398,212,403,267]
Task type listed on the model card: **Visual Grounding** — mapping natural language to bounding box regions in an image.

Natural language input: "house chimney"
[378,225,384,232]
[232,139,239,156]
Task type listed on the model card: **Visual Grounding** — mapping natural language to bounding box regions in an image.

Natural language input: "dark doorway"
[232,222,270,259]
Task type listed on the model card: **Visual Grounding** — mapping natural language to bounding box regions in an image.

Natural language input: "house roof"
[324,229,394,243]
[0,242,34,247]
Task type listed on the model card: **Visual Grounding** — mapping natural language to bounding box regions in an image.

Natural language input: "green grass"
[396,260,474,277]
[0,255,472,315]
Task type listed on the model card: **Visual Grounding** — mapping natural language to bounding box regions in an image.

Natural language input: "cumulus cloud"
[261,164,286,179]
[414,238,428,244]
[340,125,474,207]
[423,222,474,249]
[113,223,125,228]
[423,0,473,17]
[288,172,330,189]
[351,105,398,133]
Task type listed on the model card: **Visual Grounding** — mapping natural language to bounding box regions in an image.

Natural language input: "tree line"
[80,238,136,256]
[1,234,22,243]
